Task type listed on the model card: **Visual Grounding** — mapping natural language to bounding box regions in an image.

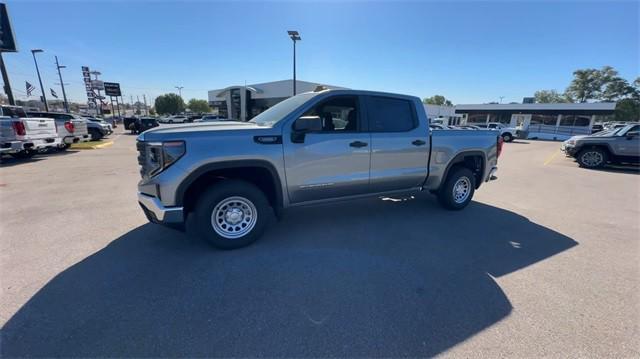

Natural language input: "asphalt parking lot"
[1,131,639,357]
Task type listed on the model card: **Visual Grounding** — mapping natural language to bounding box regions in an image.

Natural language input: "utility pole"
[175,86,183,98]
[54,56,69,113]
[0,53,15,105]
[31,49,48,112]
[499,96,505,104]
[137,95,141,115]
[143,94,148,115]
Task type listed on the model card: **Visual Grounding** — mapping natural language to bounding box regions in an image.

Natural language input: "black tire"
[193,180,271,249]
[502,132,513,142]
[577,147,607,168]
[437,167,476,210]
[89,129,103,141]
[58,143,69,151]
[10,150,35,159]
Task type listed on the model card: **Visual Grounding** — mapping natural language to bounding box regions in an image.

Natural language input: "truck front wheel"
[437,167,476,210]
[194,180,271,249]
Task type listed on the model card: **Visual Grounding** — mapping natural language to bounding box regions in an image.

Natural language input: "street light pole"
[31,49,48,112]
[287,30,301,96]
[175,86,183,98]
[55,56,69,113]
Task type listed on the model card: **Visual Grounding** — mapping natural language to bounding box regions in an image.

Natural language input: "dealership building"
[455,103,616,140]
[208,80,345,121]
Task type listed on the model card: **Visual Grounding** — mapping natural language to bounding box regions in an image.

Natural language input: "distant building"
[455,102,616,140]
[208,79,346,121]
[423,104,463,126]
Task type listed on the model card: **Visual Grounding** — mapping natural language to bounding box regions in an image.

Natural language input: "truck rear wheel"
[502,133,513,142]
[437,167,476,210]
[193,180,271,249]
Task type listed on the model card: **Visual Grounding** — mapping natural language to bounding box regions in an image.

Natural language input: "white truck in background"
[27,111,91,149]
[479,122,518,142]
[0,106,60,159]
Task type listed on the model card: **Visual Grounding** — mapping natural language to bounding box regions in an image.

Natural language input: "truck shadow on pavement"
[1,196,577,357]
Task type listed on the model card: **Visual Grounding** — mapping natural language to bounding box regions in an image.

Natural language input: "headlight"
[139,141,186,178]
[566,139,576,146]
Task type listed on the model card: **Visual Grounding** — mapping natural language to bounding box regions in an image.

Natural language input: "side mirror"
[293,116,322,132]
[292,116,322,143]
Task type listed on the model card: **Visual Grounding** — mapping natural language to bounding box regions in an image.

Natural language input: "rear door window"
[366,96,416,132]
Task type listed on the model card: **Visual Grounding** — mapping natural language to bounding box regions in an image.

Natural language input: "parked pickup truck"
[479,122,517,142]
[562,122,639,168]
[137,89,502,249]
[0,105,60,158]
[27,111,90,149]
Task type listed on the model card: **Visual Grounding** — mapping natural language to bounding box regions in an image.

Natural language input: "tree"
[614,98,640,122]
[565,68,601,102]
[154,93,185,115]
[187,98,211,113]
[534,90,568,103]
[423,95,453,106]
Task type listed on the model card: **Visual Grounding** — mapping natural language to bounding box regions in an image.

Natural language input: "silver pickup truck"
[137,89,502,249]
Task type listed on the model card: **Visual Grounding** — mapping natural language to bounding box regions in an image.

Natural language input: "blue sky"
[4,0,639,105]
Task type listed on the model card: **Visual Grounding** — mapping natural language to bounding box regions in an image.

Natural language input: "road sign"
[103,82,121,97]
[91,80,104,90]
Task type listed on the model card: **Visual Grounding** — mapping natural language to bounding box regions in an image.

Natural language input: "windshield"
[249,92,318,127]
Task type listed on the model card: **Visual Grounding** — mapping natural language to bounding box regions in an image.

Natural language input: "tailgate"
[21,117,58,140]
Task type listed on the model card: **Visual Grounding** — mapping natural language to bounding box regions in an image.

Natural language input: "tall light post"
[287,30,301,96]
[31,49,48,112]
[175,86,183,98]
[55,56,69,113]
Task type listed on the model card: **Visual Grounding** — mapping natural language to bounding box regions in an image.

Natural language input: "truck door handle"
[349,141,368,148]
[412,140,426,146]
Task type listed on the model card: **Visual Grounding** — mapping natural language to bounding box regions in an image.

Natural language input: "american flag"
[26,81,35,96]
[50,88,58,98]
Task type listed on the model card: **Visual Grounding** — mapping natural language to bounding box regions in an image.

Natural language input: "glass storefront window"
[467,114,488,123]
[531,114,558,126]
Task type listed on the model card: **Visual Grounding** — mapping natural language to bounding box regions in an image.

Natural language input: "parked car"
[134,117,160,134]
[159,115,188,124]
[478,122,517,142]
[591,124,604,134]
[84,117,112,140]
[562,123,640,168]
[197,114,230,122]
[136,89,502,249]
[0,105,60,158]
[27,111,90,149]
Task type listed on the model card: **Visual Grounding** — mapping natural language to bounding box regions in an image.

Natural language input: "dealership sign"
[81,66,96,105]
[103,82,121,97]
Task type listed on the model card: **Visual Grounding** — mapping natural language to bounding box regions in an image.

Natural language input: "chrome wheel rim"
[581,151,603,167]
[452,177,471,204]
[211,196,257,239]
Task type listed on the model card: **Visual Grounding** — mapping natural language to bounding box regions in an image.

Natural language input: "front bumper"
[138,192,184,224]
[561,143,579,156]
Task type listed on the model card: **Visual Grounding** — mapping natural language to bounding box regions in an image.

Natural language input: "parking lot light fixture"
[287,30,301,96]
[31,49,48,112]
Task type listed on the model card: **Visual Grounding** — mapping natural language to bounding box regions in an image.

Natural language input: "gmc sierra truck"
[137,89,502,249]
[0,105,60,159]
